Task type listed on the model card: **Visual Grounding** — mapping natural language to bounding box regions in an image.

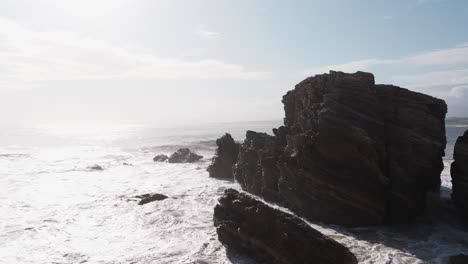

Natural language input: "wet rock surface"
[134,193,168,205]
[234,71,447,226]
[451,130,468,217]
[207,133,240,179]
[213,188,358,264]
[153,154,169,162]
[168,148,203,163]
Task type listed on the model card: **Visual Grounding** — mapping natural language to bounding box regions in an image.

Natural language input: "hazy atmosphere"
[1,0,468,125]
[2,1,468,264]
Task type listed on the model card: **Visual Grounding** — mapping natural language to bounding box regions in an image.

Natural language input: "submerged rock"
[153,154,169,162]
[234,71,447,226]
[207,133,240,179]
[88,164,104,171]
[213,188,358,264]
[168,148,203,163]
[451,130,468,217]
[135,193,168,205]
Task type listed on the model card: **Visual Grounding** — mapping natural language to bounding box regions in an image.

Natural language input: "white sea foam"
[0,122,467,264]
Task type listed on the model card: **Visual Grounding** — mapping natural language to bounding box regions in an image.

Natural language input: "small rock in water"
[88,164,103,171]
[168,148,203,163]
[135,193,169,205]
[153,154,169,162]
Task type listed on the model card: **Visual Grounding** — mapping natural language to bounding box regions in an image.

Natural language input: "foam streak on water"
[0,122,468,264]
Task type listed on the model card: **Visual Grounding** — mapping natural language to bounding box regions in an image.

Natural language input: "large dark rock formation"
[207,133,240,179]
[214,188,358,264]
[451,130,468,217]
[168,148,203,163]
[234,71,447,226]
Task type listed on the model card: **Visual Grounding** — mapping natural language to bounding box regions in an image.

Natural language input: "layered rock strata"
[234,71,447,226]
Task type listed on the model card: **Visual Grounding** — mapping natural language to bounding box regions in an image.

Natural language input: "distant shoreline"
[446,117,468,126]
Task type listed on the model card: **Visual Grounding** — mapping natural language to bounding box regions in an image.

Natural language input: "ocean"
[1,121,468,264]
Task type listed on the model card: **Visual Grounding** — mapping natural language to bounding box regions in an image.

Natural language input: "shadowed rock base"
[214,189,358,264]
[449,254,468,264]
[451,130,468,218]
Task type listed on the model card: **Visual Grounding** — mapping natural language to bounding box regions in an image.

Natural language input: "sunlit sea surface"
[1,121,468,264]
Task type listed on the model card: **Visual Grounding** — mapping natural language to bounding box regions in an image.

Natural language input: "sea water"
[0,122,467,264]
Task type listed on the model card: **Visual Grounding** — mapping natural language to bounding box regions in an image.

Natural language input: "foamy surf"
[0,122,467,264]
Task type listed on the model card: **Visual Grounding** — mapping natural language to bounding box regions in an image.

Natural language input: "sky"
[0,0,468,125]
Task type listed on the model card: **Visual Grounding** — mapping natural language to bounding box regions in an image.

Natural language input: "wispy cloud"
[416,0,445,5]
[193,28,220,39]
[0,18,270,90]
[301,59,379,76]
[301,44,468,100]
[303,45,468,76]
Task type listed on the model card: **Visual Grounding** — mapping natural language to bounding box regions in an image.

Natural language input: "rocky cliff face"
[234,71,447,226]
[214,189,358,264]
[451,130,468,217]
[207,133,239,179]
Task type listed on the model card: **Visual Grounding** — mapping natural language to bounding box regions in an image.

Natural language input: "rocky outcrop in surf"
[451,130,468,218]
[234,71,447,226]
[168,148,203,163]
[134,193,168,205]
[88,164,104,171]
[213,188,358,264]
[153,154,169,162]
[207,133,240,179]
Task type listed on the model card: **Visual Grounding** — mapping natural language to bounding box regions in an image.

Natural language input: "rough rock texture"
[168,148,203,163]
[214,188,358,264]
[234,128,288,203]
[234,71,447,226]
[207,133,240,179]
[449,254,468,264]
[451,130,468,216]
[135,193,168,205]
[153,154,169,162]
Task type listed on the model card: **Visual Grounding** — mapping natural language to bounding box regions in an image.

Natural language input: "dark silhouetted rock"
[88,164,104,171]
[135,193,168,205]
[168,148,203,163]
[451,130,468,217]
[208,133,240,179]
[214,188,358,264]
[234,71,447,226]
[449,254,468,264]
[234,130,286,203]
[153,154,169,162]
